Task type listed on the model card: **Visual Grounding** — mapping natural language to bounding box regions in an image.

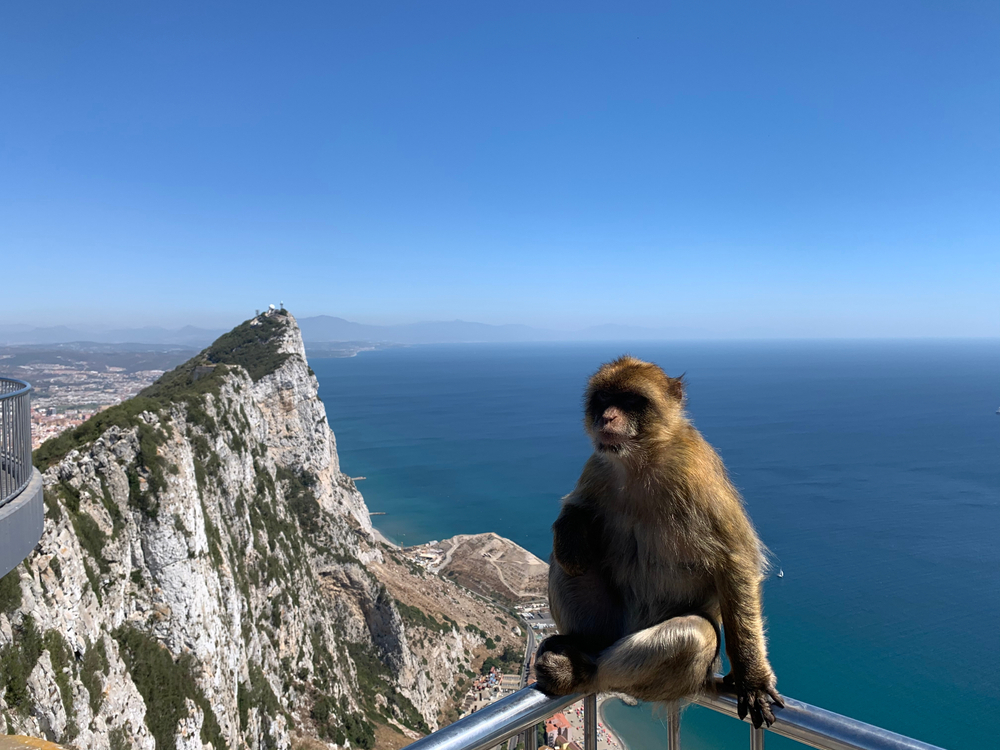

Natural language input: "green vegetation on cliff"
[44,629,79,741]
[113,625,225,750]
[311,694,375,748]
[200,312,290,382]
[480,644,522,674]
[397,599,457,634]
[346,641,430,735]
[0,569,22,614]
[81,636,109,715]
[237,663,287,736]
[42,480,112,602]
[0,614,42,716]
[33,313,293,471]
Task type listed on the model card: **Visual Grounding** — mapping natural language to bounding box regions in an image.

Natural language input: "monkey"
[534,355,783,728]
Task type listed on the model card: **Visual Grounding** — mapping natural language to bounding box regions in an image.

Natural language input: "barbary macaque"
[535,356,783,727]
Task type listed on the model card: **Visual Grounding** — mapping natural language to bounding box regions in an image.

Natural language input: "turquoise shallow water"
[311,341,999,750]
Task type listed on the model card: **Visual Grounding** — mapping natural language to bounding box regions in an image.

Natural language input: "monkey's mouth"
[596,430,630,450]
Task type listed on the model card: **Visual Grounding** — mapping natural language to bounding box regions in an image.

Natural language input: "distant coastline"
[306,341,403,359]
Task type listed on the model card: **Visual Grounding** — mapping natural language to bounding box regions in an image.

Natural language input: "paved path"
[522,624,536,687]
[505,616,539,750]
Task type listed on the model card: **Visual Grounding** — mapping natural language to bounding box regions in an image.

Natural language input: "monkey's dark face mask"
[587,391,649,454]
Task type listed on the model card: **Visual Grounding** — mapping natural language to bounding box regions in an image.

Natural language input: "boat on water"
[777,568,784,578]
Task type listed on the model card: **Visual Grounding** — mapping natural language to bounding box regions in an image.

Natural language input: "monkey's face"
[584,356,684,456]
[586,389,649,454]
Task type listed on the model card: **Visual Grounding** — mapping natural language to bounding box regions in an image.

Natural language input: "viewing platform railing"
[404,679,945,750]
[0,376,43,578]
[1,377,33,509]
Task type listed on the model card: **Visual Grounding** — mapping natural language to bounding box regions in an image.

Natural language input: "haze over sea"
[312,341,999,750]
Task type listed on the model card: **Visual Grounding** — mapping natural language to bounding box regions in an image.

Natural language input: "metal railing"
[404,680,945,750]
[0,377,33,510]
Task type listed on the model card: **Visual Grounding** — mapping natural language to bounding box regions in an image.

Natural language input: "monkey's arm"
[552,501,600,577]
[715,546,784,728]
[717,562,780,723]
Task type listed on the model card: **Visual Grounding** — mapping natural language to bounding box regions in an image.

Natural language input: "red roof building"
[544,714,572,747]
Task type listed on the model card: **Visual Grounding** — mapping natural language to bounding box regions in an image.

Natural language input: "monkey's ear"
[666,375,685,402]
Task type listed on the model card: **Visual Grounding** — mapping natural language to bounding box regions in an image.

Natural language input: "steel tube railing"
[404,683,945,750]
[0,378,32,510]
[667,700,681,750]
[406,689,581,750]
[524,722,537,750]
[583,694,597,750]
[694,679,944,750]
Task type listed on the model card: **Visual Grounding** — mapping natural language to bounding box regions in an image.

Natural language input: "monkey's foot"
[534,636,597,696]
[724,672,785,728]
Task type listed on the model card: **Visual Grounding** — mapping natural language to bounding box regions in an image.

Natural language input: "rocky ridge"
[0,312,525,750]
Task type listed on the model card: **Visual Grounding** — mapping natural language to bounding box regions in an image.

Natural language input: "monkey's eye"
[619,394,648,411]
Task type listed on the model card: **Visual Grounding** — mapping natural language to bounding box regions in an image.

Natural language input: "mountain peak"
[33,310,307,471]
[197,309,303,382]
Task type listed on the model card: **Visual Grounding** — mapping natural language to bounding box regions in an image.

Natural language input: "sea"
[311,340,999,750]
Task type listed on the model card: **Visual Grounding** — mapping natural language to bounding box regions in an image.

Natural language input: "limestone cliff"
[0,312,523,750]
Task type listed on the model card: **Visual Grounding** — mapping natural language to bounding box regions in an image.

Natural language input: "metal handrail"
[405,687,582,750]
[404,683,945,750]
[692,678,942,750]
[0,377,33,509]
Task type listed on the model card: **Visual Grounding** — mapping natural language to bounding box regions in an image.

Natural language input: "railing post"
[750,725,764,750]
[666,701,681,750]
[584,695,597,750]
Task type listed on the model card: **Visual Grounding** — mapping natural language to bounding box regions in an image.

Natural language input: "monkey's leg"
[594,615,719,702]
[536,566,624,695]
[547,563,624,641]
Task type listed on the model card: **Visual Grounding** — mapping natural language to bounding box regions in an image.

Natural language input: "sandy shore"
[372,524,399,549]
[597,697,629,750]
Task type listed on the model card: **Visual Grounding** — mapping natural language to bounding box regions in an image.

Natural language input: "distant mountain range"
[297,315,711,344]
[0,316,711,347]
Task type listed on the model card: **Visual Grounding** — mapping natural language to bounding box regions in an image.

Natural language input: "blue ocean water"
[312,341,1000,750]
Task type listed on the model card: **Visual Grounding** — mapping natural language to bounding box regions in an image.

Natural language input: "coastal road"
[521,625,536,687]
[506,622,539,750]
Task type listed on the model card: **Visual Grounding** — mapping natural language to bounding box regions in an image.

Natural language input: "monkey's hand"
[552,505,599,577]
[534,636,597,696]
[724,669,784,728]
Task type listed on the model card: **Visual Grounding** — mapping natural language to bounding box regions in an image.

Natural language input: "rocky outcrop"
[0,312,521,750]
[415,534,548,604]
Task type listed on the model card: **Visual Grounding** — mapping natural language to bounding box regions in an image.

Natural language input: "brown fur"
[535,356,783,727]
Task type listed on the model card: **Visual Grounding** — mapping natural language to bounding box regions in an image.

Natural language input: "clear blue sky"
[2,2,997,337]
